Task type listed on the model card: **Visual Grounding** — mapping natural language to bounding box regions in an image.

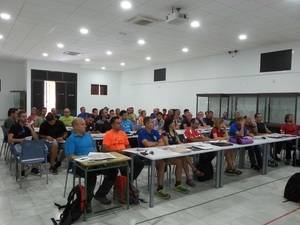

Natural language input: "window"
[268,96,296,123]
[208,96,220,117]
[236,96,257,117]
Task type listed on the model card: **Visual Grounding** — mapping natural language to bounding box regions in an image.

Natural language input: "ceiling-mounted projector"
[166,7,188,25]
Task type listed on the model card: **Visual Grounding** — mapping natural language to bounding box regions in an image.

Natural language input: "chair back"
[1,125,8,142]
[20,140,47,162]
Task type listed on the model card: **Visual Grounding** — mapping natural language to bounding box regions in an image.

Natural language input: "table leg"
[130,158,134,184]
[149,160,155,208]
[73,162,76,188]
[215,150,224,188]
[83,168,88,221]
[238,148,245,169]
[126,163,130,210]
[262,144,269,175]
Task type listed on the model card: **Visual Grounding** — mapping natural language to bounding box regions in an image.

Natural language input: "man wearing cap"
[39,113,68,174]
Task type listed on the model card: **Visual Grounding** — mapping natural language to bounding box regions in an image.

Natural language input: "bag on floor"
[115,175,140,205]
[52,184,86,225]
[284,173,300,203]
[194,152,216,182]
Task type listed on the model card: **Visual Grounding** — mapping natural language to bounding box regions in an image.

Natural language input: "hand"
[47,136,54,141]
[56,137,64,142]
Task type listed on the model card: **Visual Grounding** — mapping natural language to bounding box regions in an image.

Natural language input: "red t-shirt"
[184,128,201,142]
[281,124,298,135]
[211,127,225,138]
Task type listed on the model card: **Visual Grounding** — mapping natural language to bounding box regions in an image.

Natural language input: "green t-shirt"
[59,116,74,127]
[4,118,15,130]
[35,117,46,127]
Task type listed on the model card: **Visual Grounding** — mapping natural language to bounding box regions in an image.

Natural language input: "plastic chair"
[0,125,9,159]
[14,140,49,188]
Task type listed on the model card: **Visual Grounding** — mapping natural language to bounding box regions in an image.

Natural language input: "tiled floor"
[0,136,300,225]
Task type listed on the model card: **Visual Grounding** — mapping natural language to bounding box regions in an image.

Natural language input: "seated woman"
[162,118,204,187]
[226,117,245,175]
[276,114,299,165]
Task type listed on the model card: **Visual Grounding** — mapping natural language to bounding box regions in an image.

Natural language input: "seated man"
[39,113,68,174]
[65,118,117,212]
[180,112,192,129]
[4,108,18,131]
[138,117,188,199]
[203,111,214,127]
[120,110,134,133]
[103,116,144,181]
[184,118,209,142]
[153,112,165,131]
[8,111,38,174]
[77,106,90,119]
[59,108,74,127]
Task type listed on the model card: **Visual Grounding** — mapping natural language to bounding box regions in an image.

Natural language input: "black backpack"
[194,152,216,182]
[51,185,86,225]
[284,173,300,203]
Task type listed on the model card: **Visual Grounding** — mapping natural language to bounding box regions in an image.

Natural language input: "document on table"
[162,145,192,153]
[187,143,214,150]
[75,152,116,162]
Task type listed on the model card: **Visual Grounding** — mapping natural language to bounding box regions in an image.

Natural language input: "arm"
[28,125,38,140]
[8,133,24,144]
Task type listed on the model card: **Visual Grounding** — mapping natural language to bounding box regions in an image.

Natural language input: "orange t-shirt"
[103,129,129,152]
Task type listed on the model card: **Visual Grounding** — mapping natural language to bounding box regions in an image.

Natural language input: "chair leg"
[63,171,69,198]
[0,142,4,158]
[15,160,19,181]
[45,163,48,185]
[19,164,23,189]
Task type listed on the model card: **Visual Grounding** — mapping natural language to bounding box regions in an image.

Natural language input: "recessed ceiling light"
[238,34,248,40]
[79,27,89,35]
[57,43,64,48]
[120,1,132,10]
[101,66,106,70]
[42,52,48,57]
[106,50,113,55]
[182,47,189,53]
[190,20,200,28]
[146,56,151,61]
[0,13,11,20]
[85,58,91,62]
[120,62,126,66]
[137,39,146,45]
[0,34,3,40]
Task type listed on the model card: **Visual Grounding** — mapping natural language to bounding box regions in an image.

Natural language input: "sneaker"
[186,179,196,187]
[31,168,40,175]
[173,185,189,194]
[268,159,278,167]
[155,189,171,200]
[94,196,112,205]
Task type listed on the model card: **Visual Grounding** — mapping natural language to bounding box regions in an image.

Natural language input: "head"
[162,108,167,114]
[190,118,200,129]
[51,108,57,115]
[144,116,154,130]
[285,114,294,123]
[46,113,56,126]
[8,108,18,119]
[80,107,86,113]
[109,109,115,117]
[184,109,189,116]
[100,108,108,119]
[115,108,120,115]
[223,112,228,118]
[186,112,193,121]
[163,118,175,132]
[236,116,245,128]
[156,112,163,120]
[207,111,214,119]
[31,107,37,115]
[234,112,241,120]
[167,109,174,116]
[63,108,71,117]
[197,111,204,120]
[72,118,86,134]
[17,111,27,124]
[140,110,146,117]
[214,118,225,129]
[92,108,98,116]
[41,107,47,116]
[110,116,121,131]
[254,113,263,123]
[120,110,128,120]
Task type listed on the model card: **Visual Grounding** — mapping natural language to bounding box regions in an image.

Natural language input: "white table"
[124,135,299,208]
[34,126,73,133]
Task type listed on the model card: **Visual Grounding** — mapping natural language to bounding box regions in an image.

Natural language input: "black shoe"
[274,156,281,162]
[268,159,278,167]
[31,168,40,175]
[49,166,58,175]
[251,165,260,171]
[54,161,62,169]
[21,170,25,177]
[86,203,92,214]
[94,196,112,205]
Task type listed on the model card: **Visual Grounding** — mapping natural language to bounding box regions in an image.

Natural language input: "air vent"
[63,51,81,56]
[127,15,161,26]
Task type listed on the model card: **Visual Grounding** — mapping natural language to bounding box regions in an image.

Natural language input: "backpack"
[194,152,216,182]
[52,185,86,225]
[284,173,300,203]
[115,175,140,205]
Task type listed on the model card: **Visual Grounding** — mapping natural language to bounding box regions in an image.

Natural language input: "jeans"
[75,167,118,203]
[247,145,263,168]
[275,141,295,160]
[119,155,145,181]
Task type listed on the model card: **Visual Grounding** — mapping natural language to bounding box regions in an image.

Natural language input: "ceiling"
[0,0,300,71]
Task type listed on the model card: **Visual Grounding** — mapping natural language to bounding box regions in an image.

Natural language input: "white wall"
[119,41,300,114]
[26,60,121,114]
[0,59,26,120]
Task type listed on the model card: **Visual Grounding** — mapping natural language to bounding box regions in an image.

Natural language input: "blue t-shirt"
[138,128,161,147]
[65,132,95,156]
[229,122,248,137]
[121,119,133,133]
